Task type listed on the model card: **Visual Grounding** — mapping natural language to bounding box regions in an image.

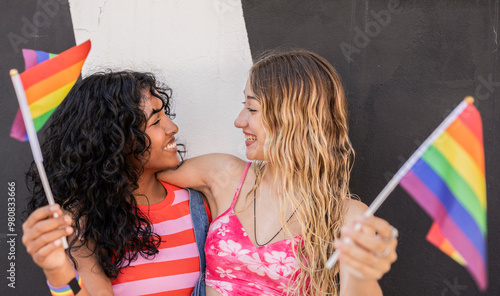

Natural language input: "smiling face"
[234,78,267,161]
[141,90,180,171]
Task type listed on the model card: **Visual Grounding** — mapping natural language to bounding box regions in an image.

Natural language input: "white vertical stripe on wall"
[68,0,252,159]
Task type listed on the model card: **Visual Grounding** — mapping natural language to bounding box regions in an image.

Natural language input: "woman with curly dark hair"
[21,71,210,296]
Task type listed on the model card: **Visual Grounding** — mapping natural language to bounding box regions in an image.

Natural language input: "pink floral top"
[205,162,301,296]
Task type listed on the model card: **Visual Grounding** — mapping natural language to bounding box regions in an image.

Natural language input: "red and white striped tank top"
[112,182,201,296]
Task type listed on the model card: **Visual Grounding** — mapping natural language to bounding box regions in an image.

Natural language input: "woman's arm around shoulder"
[22,204,113,295]
[157,153,248,216]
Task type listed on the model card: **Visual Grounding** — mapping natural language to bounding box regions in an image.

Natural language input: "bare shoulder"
[199,153,247,173]
[171,153,246,176]
[191,154,248,218]
[157,153,246,191]
[343,198,368,226]
[181,153,248,185]
[201,153,248,195]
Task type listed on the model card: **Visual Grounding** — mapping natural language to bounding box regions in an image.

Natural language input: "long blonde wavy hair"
[247,50,354,295]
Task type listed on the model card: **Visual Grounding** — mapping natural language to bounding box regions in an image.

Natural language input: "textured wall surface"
[0,0,498,295]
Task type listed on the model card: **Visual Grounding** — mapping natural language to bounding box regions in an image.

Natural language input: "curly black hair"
[26,71,182,279]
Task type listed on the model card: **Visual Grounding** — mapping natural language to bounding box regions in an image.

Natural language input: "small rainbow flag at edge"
[10,40,91,142]
[400,100,487,291]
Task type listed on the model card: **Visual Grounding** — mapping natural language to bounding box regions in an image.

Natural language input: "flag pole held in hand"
[10,69,68,249]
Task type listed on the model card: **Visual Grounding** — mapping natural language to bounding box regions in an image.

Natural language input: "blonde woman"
[158,50,398,295]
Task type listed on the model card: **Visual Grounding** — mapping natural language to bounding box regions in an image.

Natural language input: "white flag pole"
[325,97,473,269]
[10,69,68,249]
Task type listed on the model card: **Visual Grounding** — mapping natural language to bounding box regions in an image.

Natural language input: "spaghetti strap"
[230,162,252,209]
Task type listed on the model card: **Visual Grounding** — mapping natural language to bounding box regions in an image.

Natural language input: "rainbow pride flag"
[10,40,91,141]
[399,99,487,291]
[10,49,58,141]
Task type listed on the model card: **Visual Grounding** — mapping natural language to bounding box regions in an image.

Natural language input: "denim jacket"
[188,189,209,296]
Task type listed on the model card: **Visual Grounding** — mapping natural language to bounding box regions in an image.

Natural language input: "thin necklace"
[253,176,296,247]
